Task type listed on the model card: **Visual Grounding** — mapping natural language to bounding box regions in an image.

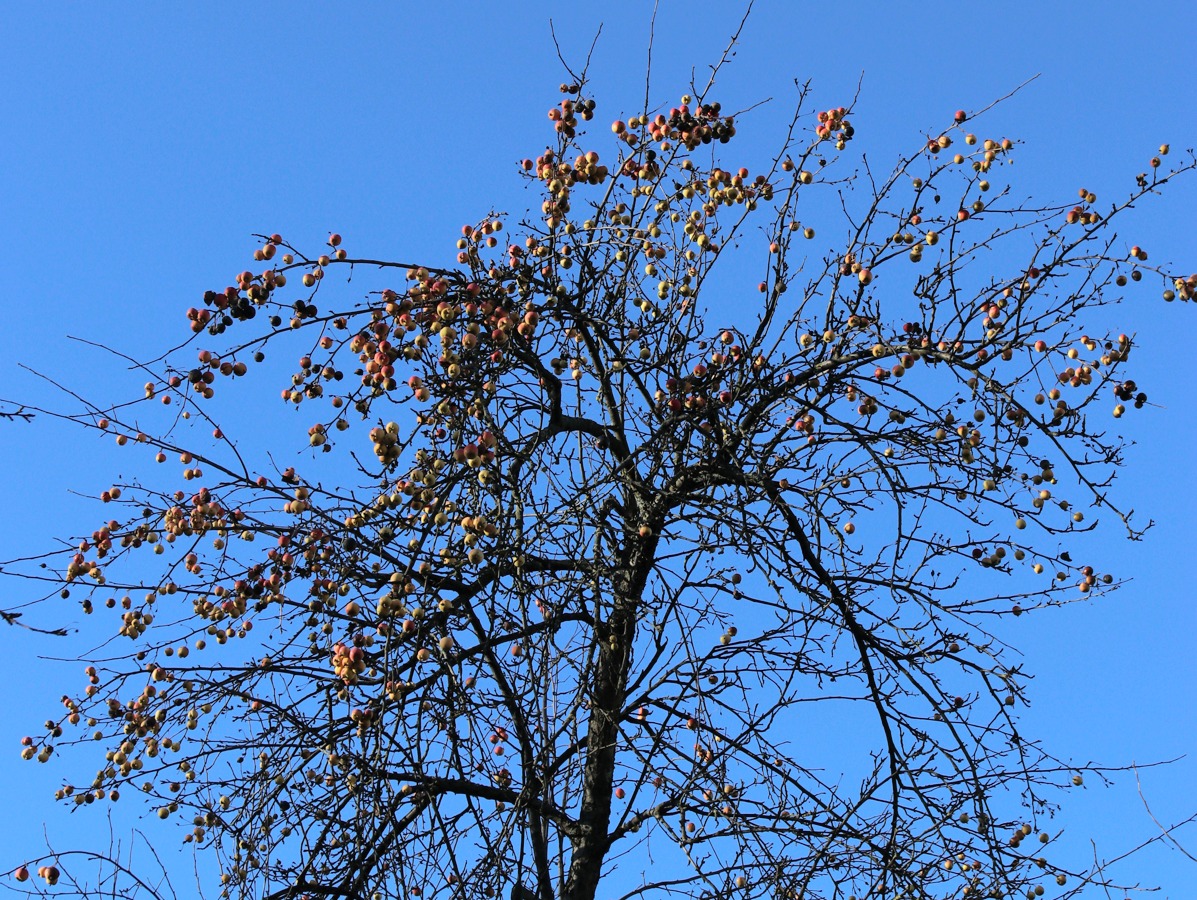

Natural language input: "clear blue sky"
[1,2,1194,897]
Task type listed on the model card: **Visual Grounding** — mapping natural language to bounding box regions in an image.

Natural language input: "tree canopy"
[5,23,1197,900]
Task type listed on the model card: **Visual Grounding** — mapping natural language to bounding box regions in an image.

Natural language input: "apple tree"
[6,43,1196,900]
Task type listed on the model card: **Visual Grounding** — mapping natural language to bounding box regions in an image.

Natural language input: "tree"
[6,27,1196,900]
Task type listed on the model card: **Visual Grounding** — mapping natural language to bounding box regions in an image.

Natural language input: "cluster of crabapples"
[189,265,283,335]
[652,331,761,423]
[613,97,737,151]
[814,106,854,148]
[1065,187,1103,226]
[452,430,498,468]
[331,641,368,684]
[1112,379,1147,416]
[11,864,59,885]
[696,163,776,211]
[369,421,403,465]
[327,274,527,403]
[19,734,54,764]
[1033,331,1141,419]
[1166,272,1197,302]
[923,110,1007,165]
[455,218,505,266]
[523,147,609,228]
[546,82,595,139]
[186,231,349,342]
[157,347,250,405]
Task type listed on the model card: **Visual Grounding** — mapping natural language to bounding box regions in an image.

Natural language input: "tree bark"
[562,530,656,900]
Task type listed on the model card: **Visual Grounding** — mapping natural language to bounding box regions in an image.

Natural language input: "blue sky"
[1,2,1195,897]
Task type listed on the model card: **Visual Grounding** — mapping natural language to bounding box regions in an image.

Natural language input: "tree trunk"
[562,532,655,900]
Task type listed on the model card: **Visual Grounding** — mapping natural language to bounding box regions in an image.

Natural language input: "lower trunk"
[561,535,654,900]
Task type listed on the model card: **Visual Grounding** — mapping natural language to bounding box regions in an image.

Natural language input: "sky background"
[1,1,1195,897]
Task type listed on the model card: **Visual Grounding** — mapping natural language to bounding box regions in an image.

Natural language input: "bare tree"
[6,28,1197,900]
